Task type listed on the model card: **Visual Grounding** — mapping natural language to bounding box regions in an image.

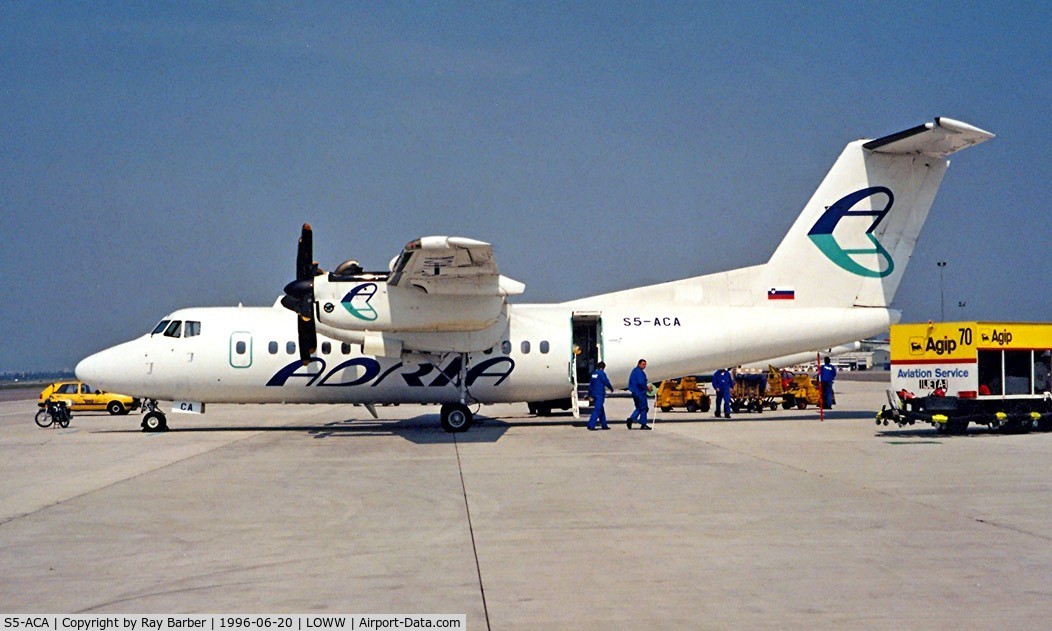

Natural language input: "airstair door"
[571,312,603,419]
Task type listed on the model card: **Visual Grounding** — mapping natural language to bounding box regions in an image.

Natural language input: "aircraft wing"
[388,236,525,296]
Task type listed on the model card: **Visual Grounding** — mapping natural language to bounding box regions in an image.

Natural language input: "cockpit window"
[151,320,171,335]
[184,321,201,337]
[163,320,183,338]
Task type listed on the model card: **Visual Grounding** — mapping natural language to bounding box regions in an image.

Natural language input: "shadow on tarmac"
[96,415,513,444]
[90,407,889,443]
[875,425,1046,441]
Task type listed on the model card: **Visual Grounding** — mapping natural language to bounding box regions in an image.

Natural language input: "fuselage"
[76,301,896,406]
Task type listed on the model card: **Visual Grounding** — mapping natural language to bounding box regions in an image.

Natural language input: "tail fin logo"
[807,186,895,278]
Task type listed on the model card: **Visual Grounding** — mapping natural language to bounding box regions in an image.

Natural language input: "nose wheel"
[142,410,168,432]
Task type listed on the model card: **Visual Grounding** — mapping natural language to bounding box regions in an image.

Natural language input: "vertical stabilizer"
[761,117,993,308]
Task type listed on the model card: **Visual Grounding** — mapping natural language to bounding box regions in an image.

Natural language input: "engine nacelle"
[314,277,504,333]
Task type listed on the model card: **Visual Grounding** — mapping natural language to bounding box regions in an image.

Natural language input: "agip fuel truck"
[878,322,1052,434]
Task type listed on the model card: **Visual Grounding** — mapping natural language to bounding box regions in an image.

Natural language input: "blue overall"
[713,369,733,417]
[819,363,837,408]
[587,368,614,430]
[628,366,650,427]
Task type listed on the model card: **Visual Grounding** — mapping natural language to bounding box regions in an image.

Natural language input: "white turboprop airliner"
[76,117,993,432]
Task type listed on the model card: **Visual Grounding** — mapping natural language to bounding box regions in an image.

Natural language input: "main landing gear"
[440,402,473,432]
[439,353,475,433]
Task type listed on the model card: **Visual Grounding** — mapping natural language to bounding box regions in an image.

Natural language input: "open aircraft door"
[570,312,603,418]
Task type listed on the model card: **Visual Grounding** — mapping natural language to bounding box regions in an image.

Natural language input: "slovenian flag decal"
[768,287,795,300]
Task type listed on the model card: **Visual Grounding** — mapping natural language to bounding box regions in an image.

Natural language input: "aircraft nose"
[75,349,111,385]
[75,342,145,394]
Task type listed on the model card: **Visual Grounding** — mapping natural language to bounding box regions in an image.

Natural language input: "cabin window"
[80,384,91,394]
[322,341,332,354]
[57,384,78,394]
[163,320,182,338]
[184,321,201,337]
[151,320,170,335]
[341,342,352,355]
[269,341,278,354]
[286,341,296,355]
[501,341,512,354]
[539,340,550,354]
[521,341,531,354]
[235,341,247,354]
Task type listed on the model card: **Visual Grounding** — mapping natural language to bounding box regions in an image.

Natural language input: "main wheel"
[440,403,474,433]
[796,400,807,410]
[107,401,125,415]
[685,401,699,413]
[35,409,52,428]
[142,411,168,432]
[661,406,673,413]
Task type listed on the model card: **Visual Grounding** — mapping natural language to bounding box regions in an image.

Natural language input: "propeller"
[281,223,319,365]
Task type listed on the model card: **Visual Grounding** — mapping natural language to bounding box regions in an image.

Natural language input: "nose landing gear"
[140,399,168,432]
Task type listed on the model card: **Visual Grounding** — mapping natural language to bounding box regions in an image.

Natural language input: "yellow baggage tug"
[880,322,1052,434]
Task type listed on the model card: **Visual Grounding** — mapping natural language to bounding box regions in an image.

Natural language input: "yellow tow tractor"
[765,366,822,410]
[656,376,711,413]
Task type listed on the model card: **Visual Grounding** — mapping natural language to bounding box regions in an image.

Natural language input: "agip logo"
[808,186,895,278]
[909,335,958,356]
[980,328,1013,346]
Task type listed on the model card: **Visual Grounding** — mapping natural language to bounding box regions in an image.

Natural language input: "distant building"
[871,348,890,370]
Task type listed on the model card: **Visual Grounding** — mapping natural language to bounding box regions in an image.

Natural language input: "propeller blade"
[280,294,300,313]
[297,223,314,281]
[283,279,313,300]
[284,223,319,365]
[297,314,317,366]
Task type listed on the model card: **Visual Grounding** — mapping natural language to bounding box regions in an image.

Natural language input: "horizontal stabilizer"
[862,117,994,158]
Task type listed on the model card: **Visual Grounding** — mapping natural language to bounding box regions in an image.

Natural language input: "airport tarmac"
[2,378,1051,629]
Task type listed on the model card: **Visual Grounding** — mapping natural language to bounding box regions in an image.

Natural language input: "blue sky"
[2,2,1050,372]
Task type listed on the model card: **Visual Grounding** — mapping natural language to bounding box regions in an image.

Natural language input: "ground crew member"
[819,356,837,408]
[627,359,651,430]
[587,361,614,431]
[713,368,733,418]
